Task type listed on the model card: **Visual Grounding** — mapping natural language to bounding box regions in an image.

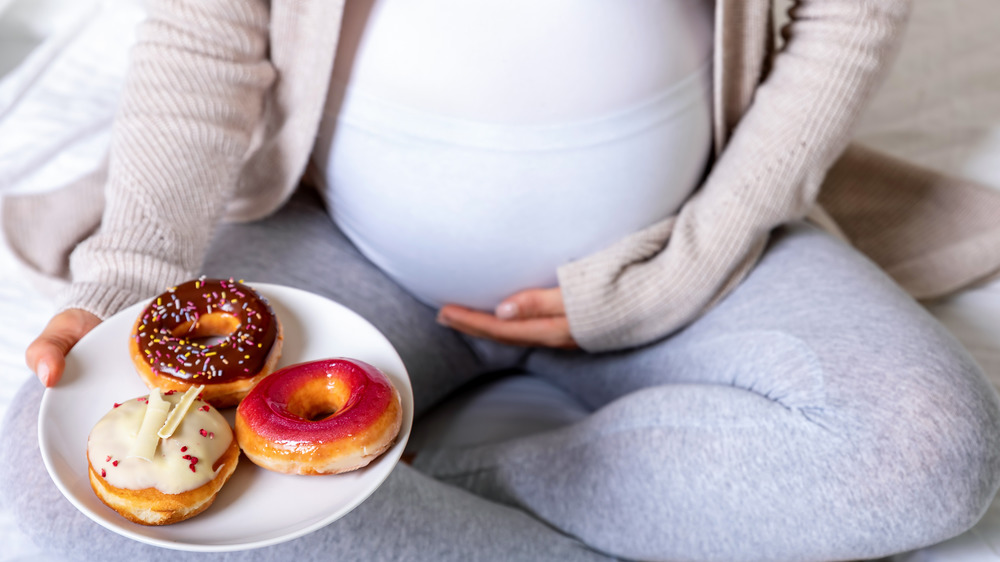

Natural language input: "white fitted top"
[313,0,714,310]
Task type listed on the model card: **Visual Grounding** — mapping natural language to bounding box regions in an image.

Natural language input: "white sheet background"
[0,0,998,559]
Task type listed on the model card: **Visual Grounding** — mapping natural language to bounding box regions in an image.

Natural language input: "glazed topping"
[238,358,396,448]
[88,392,232,494]
[133,278,277,383]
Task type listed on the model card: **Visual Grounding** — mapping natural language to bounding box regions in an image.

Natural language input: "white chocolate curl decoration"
[127,390,170,461]
[158,385,205,439]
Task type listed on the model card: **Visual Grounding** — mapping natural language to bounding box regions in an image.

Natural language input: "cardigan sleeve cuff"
[62,241,197,320]
[57,282,147,321]
[558,232,765,354]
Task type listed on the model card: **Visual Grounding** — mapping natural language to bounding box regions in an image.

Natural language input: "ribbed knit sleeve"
[61,0,275,318]
[558,0,912,352]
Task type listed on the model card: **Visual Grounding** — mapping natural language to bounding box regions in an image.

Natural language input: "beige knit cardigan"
[3,0,1000,352]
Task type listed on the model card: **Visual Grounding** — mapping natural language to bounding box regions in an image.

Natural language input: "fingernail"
[495,302,518,320]
[36,361,51,386]
[435,312,450,327]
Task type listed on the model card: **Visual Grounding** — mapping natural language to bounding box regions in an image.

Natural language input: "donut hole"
[171,313,241,346]
[190,334,228,346]
[285,378,353,422]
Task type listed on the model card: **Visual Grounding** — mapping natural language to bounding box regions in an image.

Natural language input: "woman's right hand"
[25,309,101,387]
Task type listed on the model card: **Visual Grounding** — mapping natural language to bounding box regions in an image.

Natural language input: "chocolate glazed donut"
[129,278,284,408]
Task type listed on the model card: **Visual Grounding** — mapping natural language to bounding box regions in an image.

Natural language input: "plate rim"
[38,282,413,552]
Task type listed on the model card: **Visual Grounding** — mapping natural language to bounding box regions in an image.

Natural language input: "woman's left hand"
[437,287,578,349]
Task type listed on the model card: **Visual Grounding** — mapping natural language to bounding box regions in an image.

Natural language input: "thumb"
[25,309,101,387]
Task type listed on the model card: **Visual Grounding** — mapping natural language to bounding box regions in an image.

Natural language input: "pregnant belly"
[316,71,712,310]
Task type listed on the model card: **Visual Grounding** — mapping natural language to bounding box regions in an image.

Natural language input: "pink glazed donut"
[235,358,402,475]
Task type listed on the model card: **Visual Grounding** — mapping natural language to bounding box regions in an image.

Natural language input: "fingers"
[25,309,101,387]
[438,288,577,348]
[494,287,566,320]
[438,305,577,348]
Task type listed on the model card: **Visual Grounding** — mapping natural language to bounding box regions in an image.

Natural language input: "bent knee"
[856,359,1000,546]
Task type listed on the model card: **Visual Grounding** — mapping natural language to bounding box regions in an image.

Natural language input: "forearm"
[559,0,913,351]
[63,0,275,318]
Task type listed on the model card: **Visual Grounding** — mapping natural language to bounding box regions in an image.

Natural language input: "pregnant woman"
[7,0,1000,560]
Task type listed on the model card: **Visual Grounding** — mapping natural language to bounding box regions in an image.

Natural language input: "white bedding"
[0,0,998,559]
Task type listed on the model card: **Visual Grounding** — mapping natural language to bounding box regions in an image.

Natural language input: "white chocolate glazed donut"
[87,390,239,525]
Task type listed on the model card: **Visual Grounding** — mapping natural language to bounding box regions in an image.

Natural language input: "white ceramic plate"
[38,283,413,552]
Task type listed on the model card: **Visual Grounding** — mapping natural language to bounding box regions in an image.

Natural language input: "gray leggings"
[5,189,1000,561]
